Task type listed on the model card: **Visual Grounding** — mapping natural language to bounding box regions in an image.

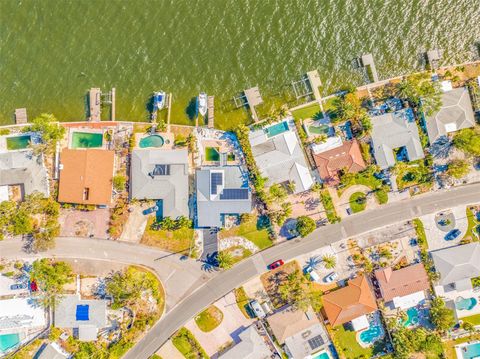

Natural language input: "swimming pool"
[312,351,330,359]
[404,307,420,326]
[461,342,480,359]
[205,147,220,161]
[6,135,31,150]
[456,297,478,311]
[71,131,103,148]
[139,135,165,148]
[265,121,289,137]
[359,324,384,345]
[0,333,20,352]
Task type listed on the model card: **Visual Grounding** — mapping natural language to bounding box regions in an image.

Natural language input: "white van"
[309,270,320,283]
[249,300,266,318]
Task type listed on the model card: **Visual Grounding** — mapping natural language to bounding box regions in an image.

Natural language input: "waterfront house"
[130,148,189,218]
[57,149,115,206]
[248,118,314,193]
[431,243,480,318]
[311,139,366,186]
[266,306,330,358]
[196,166,251,228]
[218,325,271,359]
[322,275,377,330]
[0,151,49,201]
[425,83,475,144]
[54,294,107,341]
[370,108,424,169]
[374,263,430,309]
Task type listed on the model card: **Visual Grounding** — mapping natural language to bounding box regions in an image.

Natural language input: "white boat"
[153,91,166,111]
[197,92,207,117]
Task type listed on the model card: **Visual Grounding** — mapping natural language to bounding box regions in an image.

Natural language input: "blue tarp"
[76,305,90,321]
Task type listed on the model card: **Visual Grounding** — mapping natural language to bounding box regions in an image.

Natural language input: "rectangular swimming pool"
[6,135,31,150]
[461,342,480,359]
[71,132,103,148]
[0,333,20,352]
[265,121,289,138]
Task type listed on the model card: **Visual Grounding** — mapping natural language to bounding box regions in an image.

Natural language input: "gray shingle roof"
[130,149,189,218]
[248,120,313,193]
[0,150,49,197]
[431,243,480,285]
[371,109,424,169]
[426,87,475,143]
[196,166,251,228]
[218,325,271,359]
[54,295,107,330]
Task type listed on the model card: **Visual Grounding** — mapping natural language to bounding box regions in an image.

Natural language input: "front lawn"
[141,217,195,256]
[172,327,209,358]
[234,287,251,319]
[413,218,428,249]
[463,207,479,241]
[320,190,341,223]
[291,104,322,120]
[394,160,433,192]
[349,192,367,213]
[338,166,389,205]
[195,305,224,332]
[218,215,272,250]
[461,313,480,325]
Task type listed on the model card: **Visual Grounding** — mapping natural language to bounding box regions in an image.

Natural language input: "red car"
[267,259,284,270]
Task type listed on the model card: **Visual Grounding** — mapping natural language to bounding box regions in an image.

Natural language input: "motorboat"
[153,91,166,111]
[197,92,207,117]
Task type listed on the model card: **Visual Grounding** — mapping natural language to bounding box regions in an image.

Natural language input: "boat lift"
[233,86,264,122]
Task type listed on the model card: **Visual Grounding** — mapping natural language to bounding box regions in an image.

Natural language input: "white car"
[249,300,266,319]
[324,272,338,283]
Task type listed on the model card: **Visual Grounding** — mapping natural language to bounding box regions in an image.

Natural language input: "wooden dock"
[306,70,323,105]
[111,87,116,121]
[89,88,101,122]
[14,108,27,124]
[426,49,443,70]
[243,86,263,122]
[167,93,172,132]
[207,96,214,128]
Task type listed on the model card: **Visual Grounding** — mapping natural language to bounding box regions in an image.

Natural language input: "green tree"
[296,216,316,237]
[31,259,74,306]
[112,174,127,191]
[453,128,480,156]
[158,217,176,231]
[447,159,470,179]
[396,73,442,116]
[430,297,455,332]
[278,270,322,312]
[322,255,337,269]
[269,183,288,203]
[286,181,296,194]
[27,113,65,154]
[11,209,33,235]
[217,251,234,270]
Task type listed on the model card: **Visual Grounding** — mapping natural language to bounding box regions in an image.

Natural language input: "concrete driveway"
[421,205,469,250]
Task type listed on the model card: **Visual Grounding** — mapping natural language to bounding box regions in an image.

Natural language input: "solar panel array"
[307,335,324,350]
[220,188,249,200]
[211,172,223,195]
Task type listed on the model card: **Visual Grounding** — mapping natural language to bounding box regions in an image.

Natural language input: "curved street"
[1,183,480,358]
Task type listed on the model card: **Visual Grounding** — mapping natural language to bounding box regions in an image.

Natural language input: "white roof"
[0,186,9,202]
[441,80,453,92]
[351,315,369,331]
[0,298,46,331]
[311,136,343,154]
[392,290,426,310]
[444,123,458,132]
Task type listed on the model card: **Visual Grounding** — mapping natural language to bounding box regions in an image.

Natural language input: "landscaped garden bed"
[172,327,209,358]
[349,192,367,213]
[194,305,224,332]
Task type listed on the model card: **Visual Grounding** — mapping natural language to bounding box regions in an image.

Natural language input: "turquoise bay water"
[1,0,479,128]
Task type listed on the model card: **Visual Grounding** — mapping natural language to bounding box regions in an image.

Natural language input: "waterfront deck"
[14,108,27,124]
[307,70,323,104]
[207,96,214,128]
[243,86,263,122]
[89,88,101,122]
[361,53,379,83]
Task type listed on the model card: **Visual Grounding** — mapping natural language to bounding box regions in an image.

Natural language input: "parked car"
[267,259,284,270]
[445,229,461,241]
[309,270,320,283]
[249,300,266,318]
[324,272,338,283]
[10,283,27,290]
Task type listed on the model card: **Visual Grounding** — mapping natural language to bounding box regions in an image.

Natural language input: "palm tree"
[322,255,337,269]
[217,251,234,270]
[287,181,296,194]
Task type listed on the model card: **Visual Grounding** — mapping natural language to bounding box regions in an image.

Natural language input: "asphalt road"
[124,183,480,359]
[1,183,479,358]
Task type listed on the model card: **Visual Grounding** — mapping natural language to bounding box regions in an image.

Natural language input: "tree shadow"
[201,252,219,272]
[185,97,197,121]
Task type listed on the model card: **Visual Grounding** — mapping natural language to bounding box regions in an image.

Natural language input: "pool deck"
[435,285,480,319]
[455,340,480,359]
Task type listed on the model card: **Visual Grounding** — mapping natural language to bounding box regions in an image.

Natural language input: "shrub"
[296,216,316,237]
[113,175,127,191]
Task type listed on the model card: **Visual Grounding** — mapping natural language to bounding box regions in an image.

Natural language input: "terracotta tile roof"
[322,275,377,327]
[58,149,115,206]
[312,140,366,186]
[374,263,430,302]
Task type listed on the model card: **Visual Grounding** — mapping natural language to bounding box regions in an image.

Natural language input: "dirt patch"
[59,208,110,239]
[260,260,300,307]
